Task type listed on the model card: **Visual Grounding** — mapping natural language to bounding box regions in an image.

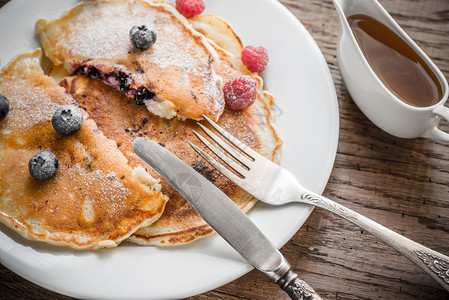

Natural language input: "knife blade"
[132,138,322,300]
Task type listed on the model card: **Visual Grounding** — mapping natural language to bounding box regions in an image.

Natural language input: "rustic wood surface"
[1,0,448,299]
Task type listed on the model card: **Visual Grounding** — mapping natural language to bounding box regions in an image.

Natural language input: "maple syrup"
[348,14,442,107]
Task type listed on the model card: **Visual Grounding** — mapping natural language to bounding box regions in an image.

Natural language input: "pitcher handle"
[422,106,449,141]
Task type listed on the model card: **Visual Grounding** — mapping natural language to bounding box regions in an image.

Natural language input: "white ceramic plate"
[0,0,339,298]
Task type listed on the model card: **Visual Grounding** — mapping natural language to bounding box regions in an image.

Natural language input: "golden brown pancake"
[0,49,167,249]
[36,0,224,121]
[130,16,281,245]
[189,15,276,110]
[63,73,281,245]
[59,13,282,246]
[189,15,251,75]
[61,15,282,244]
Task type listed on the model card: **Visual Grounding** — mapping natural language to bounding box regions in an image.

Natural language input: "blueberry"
[0,93,10,121]
[130,24,157,50]
[134,87,155,105]
[29,151,59,181]
[52,105,83,135]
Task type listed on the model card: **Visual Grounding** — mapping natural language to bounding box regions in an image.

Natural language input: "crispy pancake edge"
[0,49,168,249]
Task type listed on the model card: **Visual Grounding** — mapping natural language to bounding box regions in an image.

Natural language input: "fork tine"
[196,123,253,167]
[189,142,247,184]
[192,130,249,175]
[202,115,261,160]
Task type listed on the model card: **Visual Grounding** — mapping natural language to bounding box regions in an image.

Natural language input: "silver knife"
[132,138,322,300]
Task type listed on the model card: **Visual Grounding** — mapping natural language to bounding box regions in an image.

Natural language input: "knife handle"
[277,269,323,300]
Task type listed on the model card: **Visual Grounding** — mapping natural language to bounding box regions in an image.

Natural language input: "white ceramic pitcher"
[334,0,449,141]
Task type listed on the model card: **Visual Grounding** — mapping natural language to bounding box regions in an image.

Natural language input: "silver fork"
[189,115,449,292]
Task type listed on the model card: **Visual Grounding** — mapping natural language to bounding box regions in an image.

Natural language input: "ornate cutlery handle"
[277,269,323,300]
[300,192,449,291]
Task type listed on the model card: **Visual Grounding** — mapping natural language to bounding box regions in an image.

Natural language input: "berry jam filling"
[71,63,155,105]
[134,87,155,106]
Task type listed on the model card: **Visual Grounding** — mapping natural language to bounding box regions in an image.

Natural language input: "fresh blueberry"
[130,24,157,50]
[52,105,83,135]
[28,151,59,181]
[0,93,10,121]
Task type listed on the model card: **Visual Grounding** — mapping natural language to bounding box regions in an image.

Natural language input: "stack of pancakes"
[0,0,282,249]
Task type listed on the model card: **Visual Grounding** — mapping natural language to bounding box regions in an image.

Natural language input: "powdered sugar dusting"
[67,3,134,59]
[40,0,225,120]
[0,79,62,132]
[63,164,130,214]
[151,27,199,71]
[65,1,207,75]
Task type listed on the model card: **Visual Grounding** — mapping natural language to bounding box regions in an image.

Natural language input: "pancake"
[0,49,167,249]
[63,75,280,246]
[61,15,282,245]
[189,15,251,75]
[36,0,224,121]
[189,15,276,110]
[132,16,281,245]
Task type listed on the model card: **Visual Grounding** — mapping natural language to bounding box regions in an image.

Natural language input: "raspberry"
[241,46,269,73]
[176,0,205,18]
[223,76,258,110]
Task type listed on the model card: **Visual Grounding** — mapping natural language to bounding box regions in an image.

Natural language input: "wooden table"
[1,0,448,299]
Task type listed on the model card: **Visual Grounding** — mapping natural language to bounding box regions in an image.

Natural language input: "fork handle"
[299,192,449,291]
